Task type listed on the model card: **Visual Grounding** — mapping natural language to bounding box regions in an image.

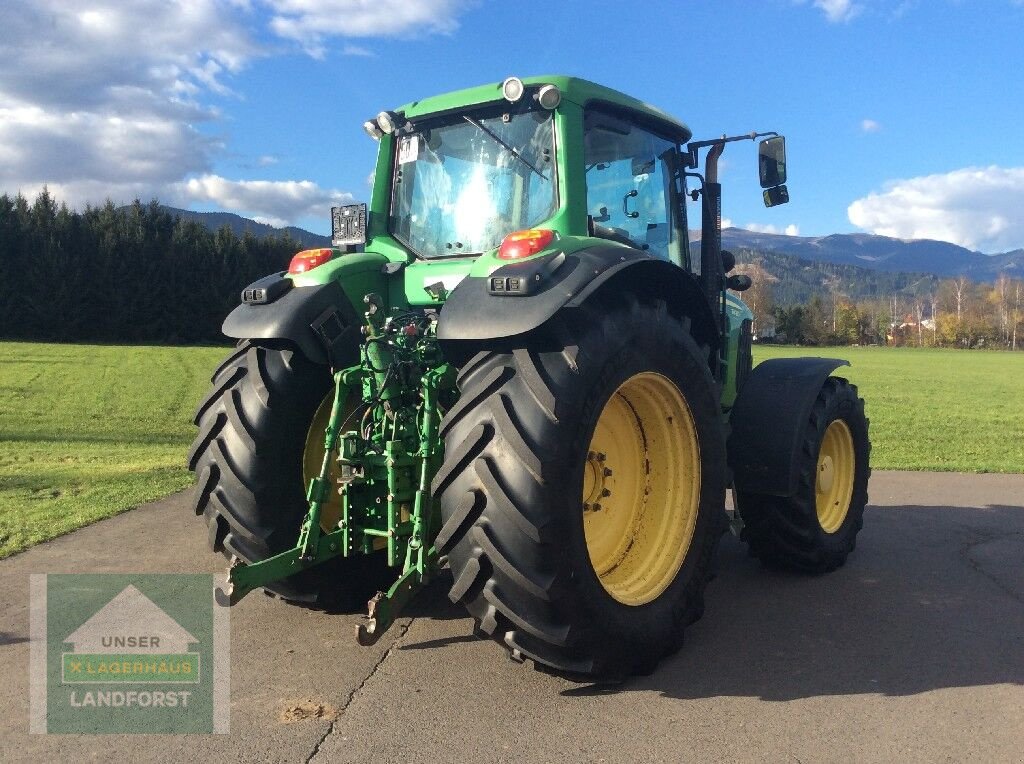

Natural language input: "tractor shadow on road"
[396,573,483,651]
[568,504,1024,701]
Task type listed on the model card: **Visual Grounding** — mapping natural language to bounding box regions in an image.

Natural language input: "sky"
[3,0,1024,253]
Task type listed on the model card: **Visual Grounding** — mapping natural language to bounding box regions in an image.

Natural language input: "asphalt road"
[2,471,1022,763]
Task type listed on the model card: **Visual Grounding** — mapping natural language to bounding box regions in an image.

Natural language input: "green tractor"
[189,75,870,677]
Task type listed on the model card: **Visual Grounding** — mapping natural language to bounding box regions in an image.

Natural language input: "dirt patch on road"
[278,699,340,724]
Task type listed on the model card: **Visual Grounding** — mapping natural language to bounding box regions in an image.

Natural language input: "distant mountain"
[729,248,941,305]
[699,228,1024,281]
[158,206,330,248]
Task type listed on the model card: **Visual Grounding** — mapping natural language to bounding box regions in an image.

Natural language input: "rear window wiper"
[462,115,546,181]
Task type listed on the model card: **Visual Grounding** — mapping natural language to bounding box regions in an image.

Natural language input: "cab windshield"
[389,105,557,258]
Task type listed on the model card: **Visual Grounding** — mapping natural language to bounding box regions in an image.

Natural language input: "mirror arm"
[686,130,778,168]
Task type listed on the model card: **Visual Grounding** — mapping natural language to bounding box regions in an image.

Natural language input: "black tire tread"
[188,340,389,609]
[434,298,727,677]
[738,377,871,573]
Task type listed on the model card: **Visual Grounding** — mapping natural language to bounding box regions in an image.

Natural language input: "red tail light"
[288,248,335,274]
[497,229,556,260]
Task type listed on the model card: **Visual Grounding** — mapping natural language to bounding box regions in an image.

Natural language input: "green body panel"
[399,235,633,306]
[289,251,406,314]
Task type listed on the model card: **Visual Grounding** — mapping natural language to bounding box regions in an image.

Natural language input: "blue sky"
[4,0,1024,252]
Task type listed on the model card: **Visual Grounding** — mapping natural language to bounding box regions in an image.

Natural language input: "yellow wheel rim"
[583,372,701,606]
[815,419,855,533]
[302,393,351,533]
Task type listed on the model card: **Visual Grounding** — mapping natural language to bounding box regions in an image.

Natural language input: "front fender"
[727,357,851,496]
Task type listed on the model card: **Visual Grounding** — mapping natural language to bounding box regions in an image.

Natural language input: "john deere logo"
[30,574,229,734]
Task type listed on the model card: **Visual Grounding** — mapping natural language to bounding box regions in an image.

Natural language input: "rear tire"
[188,340,390,610]
[433,298,727,677]
[737,376,870,573]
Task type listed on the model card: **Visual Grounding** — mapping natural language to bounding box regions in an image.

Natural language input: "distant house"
[753,318,776,341]
[889,314,936,346]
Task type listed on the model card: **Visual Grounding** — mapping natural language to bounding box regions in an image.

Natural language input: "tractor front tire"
[188,340,389,610]
[433,298,727,677]
[737,376,870,573]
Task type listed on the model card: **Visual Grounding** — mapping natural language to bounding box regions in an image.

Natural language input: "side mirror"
[758,136,787,188]
[762,184,790,208]
[721,249,736,273]
[727,274,752,292]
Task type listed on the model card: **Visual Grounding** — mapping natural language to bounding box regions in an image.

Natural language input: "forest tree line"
[737,260,1024,349]
[1,190,1021,349]
[0,191,301,344]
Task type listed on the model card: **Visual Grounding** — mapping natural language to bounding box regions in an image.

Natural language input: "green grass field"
[0,342,225,558]
[1,341,1021,559]
[754,345,1024,473]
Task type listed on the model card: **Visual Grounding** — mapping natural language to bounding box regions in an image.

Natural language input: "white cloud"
[342,44,376,57]
[177,175,354,227]
[264,0,474,58]
[0,0,474,224]
[813,0,862,22]
[0,1,255,208]
[860,118,881,133]
[848,166,1024,252]
[742,222,802,236]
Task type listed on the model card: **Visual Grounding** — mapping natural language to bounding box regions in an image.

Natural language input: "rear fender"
[437,245,719,362]
[728,357,850,496]
[222,275,362,367]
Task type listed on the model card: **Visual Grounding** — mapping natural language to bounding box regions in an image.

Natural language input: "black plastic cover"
[728,357,850,497]
[222,280,361,366]
[437,245,711,342]
[241,272,292,305]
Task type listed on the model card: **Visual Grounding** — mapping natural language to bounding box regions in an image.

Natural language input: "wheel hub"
[582,451,611,513]
[582,372,700,606]
[815,419,856,534]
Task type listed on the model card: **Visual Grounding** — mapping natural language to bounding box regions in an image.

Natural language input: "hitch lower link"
[215,357,451,646]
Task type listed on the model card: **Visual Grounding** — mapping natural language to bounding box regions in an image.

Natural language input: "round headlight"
[502,76,525,103]
[537,84,561,110]
[363,120,383,140]
[376,111,399,134]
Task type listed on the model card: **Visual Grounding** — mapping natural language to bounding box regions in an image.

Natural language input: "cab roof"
[396,75,691,143]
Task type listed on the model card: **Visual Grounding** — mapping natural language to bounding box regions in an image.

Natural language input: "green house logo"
[61,585,201,685]
[30,574,229,734]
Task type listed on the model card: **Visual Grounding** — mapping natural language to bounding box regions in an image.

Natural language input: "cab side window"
[583,110,686,266]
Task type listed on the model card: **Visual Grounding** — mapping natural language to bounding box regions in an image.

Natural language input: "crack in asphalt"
[304,617,414,764]
[959,531,1024,606]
